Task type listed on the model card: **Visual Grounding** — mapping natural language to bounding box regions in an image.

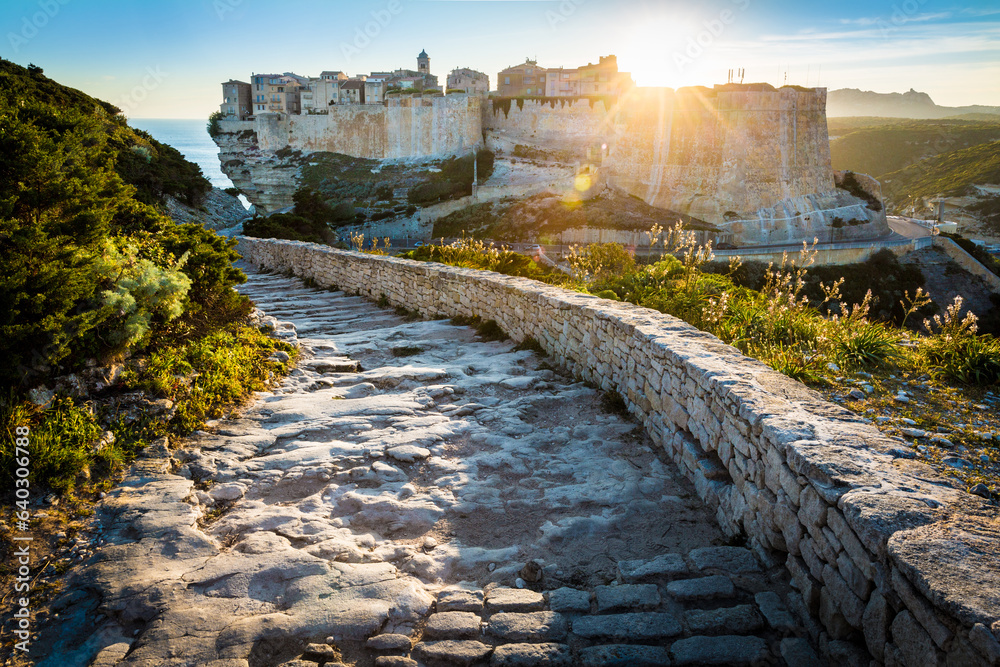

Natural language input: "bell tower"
[417,49,430,74]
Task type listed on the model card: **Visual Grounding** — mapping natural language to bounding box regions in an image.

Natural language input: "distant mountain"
[828,88,1000,119]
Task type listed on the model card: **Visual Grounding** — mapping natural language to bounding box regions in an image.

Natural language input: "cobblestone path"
[38,268,827,667]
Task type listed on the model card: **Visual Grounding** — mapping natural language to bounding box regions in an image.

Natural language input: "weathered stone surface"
[822,564,865,628]
[670,635,769,665]
[546,587,591,613]
[754,591,797,632]
[891,567,954,649]
[367,634,413,651]
[618,554,687,582]
[489,643,571,666]
[826,639,872,667]
[486,588,545,613]
[425,612,482,640]
[594,584,660,613]
[302,643,341,661]
[779,638,822,667]
[487,612,568,643]
[820,585,854,639]
[684,604,763,635]
[415,640,492,666]
[688,546,760,573]
[862,591,889,662]
[970,623,1000,665]
[891,610,943,667]
[572,613,682,641]
[375,658,418,667]
[438,590,485,613]
[666,575,735,601]
[578,645,671,666]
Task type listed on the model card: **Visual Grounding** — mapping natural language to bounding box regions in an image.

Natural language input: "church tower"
[417,49,430,74]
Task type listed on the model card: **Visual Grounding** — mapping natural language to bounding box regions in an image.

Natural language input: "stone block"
[485,588,545,613]
[798,484,828,531]
[688,546,760,573]
[822,564,865,629]
[578,645,670,666]
[366,634,413,651]
[425,612,482,640]
[892,610,944,667]
[970,623,1000,665]
[666,575,735,601]
[779,638,823,667]
[862,591,888,663]
[375,658,418,667]
[546,588,591,613]
[684,604,763,635]
[437,590,484,613]
[889,567,954,650]
[594,584,660,613]
[754,591,797,632]
[836,551,871,601]
[486,612,567,643]
[489,643,571,667]
[571,612,682,642]
[819,585,854,639]
[618,554,687,582]
[414,640,492,667]
[670,635,769,666]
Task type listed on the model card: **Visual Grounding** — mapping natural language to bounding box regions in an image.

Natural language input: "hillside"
[880,140,1000,200]
[828,87,1000,119]
[829,119,1000,178]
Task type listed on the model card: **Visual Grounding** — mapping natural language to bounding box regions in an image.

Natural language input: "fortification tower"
[417,49,430,75]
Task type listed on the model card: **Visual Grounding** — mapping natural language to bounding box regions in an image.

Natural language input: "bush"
[206,110,224,139]
[243,213,331,244]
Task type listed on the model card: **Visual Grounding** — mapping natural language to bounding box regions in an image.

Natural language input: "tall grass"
[398,223,1000,387]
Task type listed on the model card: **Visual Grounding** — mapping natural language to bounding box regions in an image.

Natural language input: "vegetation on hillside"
[0,59,287,497]
[880,140,1000,201]
[829,118,1000,179]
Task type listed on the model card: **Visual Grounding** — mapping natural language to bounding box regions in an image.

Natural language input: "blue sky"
[1,0,998,118]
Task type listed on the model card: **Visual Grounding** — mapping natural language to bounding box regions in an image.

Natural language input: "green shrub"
[206,110,224,138]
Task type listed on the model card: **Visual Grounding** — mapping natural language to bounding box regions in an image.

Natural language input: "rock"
[754,592,797,632]
[930,436,954,448]
[683,605,763,634]
[490,643,571,667]
[670,635,769,665]
[270,350,290,363]
[687,546,760,573]
[519,561,543,583]
[28,387,55,407]
[779,638,822,666]
[367,634,413,651]
[970,483,991,499]
[594,584,660,613]
[414,640,492,666]
[485,588,545,613]
[386,445,431,462]
[487,612,568,643]
[437,590,484,613]
[847,388,866,400]
[618,554,687,582]
[578,645,671,666]
[546,588,591,613]
[209,483,246,502]
[514,578,526,589]
[425,612,482,640]
[943,457,972,469]
[895,393,910,404]
[302,643,341,661]
[571,613,682,641]
[901,428,927,438]
[666,575,735,601]
[375,658,418,667]
[891,610,941,667]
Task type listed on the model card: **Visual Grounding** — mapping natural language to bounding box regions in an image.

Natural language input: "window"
[526,88,532,94]
[504,77,510,85]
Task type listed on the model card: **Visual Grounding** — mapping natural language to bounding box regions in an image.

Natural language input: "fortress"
[214,83,888,244]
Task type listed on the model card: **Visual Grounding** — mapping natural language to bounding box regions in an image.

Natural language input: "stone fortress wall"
[215,85,888,242]
[237,236,1000,667]
[218,93,483,160]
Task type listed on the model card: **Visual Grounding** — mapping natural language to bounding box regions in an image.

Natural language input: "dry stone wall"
[237,236,1000,666]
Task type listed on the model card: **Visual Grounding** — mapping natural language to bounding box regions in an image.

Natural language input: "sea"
[130,118,233,190]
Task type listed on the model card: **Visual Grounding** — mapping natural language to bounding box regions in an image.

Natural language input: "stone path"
[37,268,825,667]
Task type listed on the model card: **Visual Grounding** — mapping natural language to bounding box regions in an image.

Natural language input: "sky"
[1,0,998,118]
